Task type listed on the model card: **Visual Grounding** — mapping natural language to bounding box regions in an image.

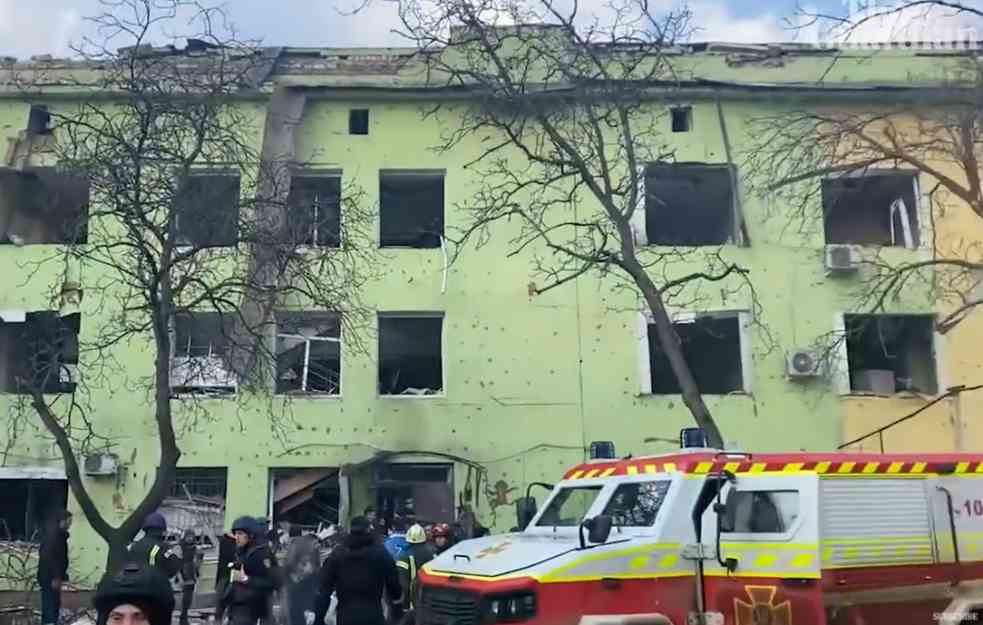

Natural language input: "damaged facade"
[0,40,979,580]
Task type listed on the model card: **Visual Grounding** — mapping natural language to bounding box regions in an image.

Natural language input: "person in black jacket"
[214,530,237,622]
[225,517,283,625]
[284,527,320,625]
[37,509,72,625]
[178,530,200,625]
[314,516,402,625]
[127,513,181,578]
[93,562,174,625]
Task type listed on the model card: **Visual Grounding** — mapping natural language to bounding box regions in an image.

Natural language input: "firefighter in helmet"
[126,513,181,579]
[431,523,453,556]
[395,524,434,618]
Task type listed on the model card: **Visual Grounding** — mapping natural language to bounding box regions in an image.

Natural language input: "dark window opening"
[27,105,52,136]
[378,315,443,395]
[645,164,735,246]
[722,490,798,534]
[171,312,236,394]
[0,479,67,542]
[845,314,937,395]
[374,463,453,526]
[380,173,444,248]
[0,168,90,245]
[272,468,340,530]
[823,173,919,248]
[288,176,341,247]
[171,467,228,500]
[164,468,227,547]
[349,109,369,135]
[648,314,744,394]
[276,312,341,395]
[670,107,692,133]
[0,312,80,395]
[175,174,240,248]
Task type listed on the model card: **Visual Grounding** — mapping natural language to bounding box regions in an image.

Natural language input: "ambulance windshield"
[536,485,602,527]
[601,480,671,527]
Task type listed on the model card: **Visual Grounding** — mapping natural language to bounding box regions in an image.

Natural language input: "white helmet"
[406,524,427,544]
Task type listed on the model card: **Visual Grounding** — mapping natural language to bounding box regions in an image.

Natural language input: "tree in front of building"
[2,0,373,571]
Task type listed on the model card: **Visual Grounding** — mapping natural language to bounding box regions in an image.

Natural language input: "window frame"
[637,309,753,396]
[274,311,342,397]
[169,312,237,396]
[174,168,242,249]
[288,169,343,250]
[378,169,446,249]
[377,312,446,399]
[821,168,926,250]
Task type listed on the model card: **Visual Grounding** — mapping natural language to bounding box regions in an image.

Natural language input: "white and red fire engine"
[417,434,983,625]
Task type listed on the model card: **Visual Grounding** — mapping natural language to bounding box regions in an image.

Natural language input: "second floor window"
[380,171,445,248]
[288,176,341,248]
[171,312,236,394]
[275,311,341,395]
[175,173,240,248]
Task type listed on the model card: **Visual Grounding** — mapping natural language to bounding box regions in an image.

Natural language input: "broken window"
[165,468,227,547]
[670,107,692,133]
[646,313,746,395]
[823,172,919,248]
[0,312,80,394]
[175,173,240,247]
[275,312,341,395]
[645,164,735,246]
[349,109,369,135]
[0,168,89,245]
[0,478,67,542]
[379,172,445,248]
[272,468,340,528]
[27,105,53,136]
[374,463,453,526]
[378,314,443,395]
[287,176,341,247]
[171,312,236,394]
[844,314,937,395]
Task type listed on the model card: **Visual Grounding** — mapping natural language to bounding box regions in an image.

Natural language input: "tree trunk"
[619,255,726,449]
[105,534,131,577]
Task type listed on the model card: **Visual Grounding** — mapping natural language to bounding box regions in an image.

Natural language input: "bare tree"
[391,0,769,448]
[794,1,983,40]
[2,0,374,571]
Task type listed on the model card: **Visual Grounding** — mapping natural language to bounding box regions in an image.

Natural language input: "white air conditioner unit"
[786,350,821,379]
[84,453,118,477]
[825,244,861,273]
[170,356,237,391]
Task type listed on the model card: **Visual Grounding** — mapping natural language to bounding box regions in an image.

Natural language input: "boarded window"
[378,315,443,395]
[0,479,67,542]
[380,173,444,248]
[645,164,735,246]
[288,176,341,248]
[844,314,937,395]
[647,314,745,395]
[175,174,240,247]
[823,173,919,248]
[276,312,341,395]
[0,168,89,245]
[171,312,236,394]
[0,312,80,394]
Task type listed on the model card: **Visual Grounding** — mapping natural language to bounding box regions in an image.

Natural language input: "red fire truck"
[417,438,983,625]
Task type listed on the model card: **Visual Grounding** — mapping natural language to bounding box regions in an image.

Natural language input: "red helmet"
[432,523,451,538]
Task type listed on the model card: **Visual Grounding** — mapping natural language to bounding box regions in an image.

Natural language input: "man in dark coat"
[225,516,283,625]
[37,510,71,625]
[284,527,321,625]
[314,516,402,625]
[93,562,174,625]
[127,512,181,578]
[178,530,200,625]
[214,530,238,622]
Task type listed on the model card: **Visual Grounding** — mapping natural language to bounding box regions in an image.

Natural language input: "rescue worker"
[127,513,181,579]
[395,524,433,619]
[93,562,175,625]
[383,517,409,559]
[226,516,283,625]
[178,530,200,625]
[314,516,402,625]
[431,523,453,556]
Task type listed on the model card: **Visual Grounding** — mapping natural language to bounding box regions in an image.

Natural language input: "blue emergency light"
[680,427,708,449]
[589,441,616,459]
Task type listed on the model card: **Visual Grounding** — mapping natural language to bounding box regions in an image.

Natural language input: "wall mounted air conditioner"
[825,244,861,273]
[84,453,118,477]
[786,350,821,379]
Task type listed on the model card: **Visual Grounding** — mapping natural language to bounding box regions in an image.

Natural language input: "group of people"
[35,506,471,625]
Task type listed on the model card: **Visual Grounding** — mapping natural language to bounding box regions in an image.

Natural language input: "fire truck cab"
[417,437,983,625]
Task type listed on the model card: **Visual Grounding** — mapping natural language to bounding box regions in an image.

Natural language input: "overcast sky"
[0,0,980,60]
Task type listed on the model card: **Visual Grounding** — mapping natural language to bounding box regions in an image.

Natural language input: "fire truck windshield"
[536,485,602,527]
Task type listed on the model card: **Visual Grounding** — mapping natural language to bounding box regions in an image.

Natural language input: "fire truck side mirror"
[516,497,538,530]
[586,515,613,545]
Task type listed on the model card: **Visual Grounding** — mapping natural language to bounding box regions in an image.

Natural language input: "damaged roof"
[0,37,980,96]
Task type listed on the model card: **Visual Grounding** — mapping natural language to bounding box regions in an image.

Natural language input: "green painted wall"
[0,52,946,582]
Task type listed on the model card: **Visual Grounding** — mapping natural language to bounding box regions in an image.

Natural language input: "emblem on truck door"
[734,586,792,625]
[476,541,512,559]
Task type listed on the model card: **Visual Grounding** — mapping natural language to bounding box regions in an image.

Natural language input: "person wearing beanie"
[395,524,434,617]
[226,515,283,625]
[314,516,402,625]
[127,512,181,578]
[93,562,175,625]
